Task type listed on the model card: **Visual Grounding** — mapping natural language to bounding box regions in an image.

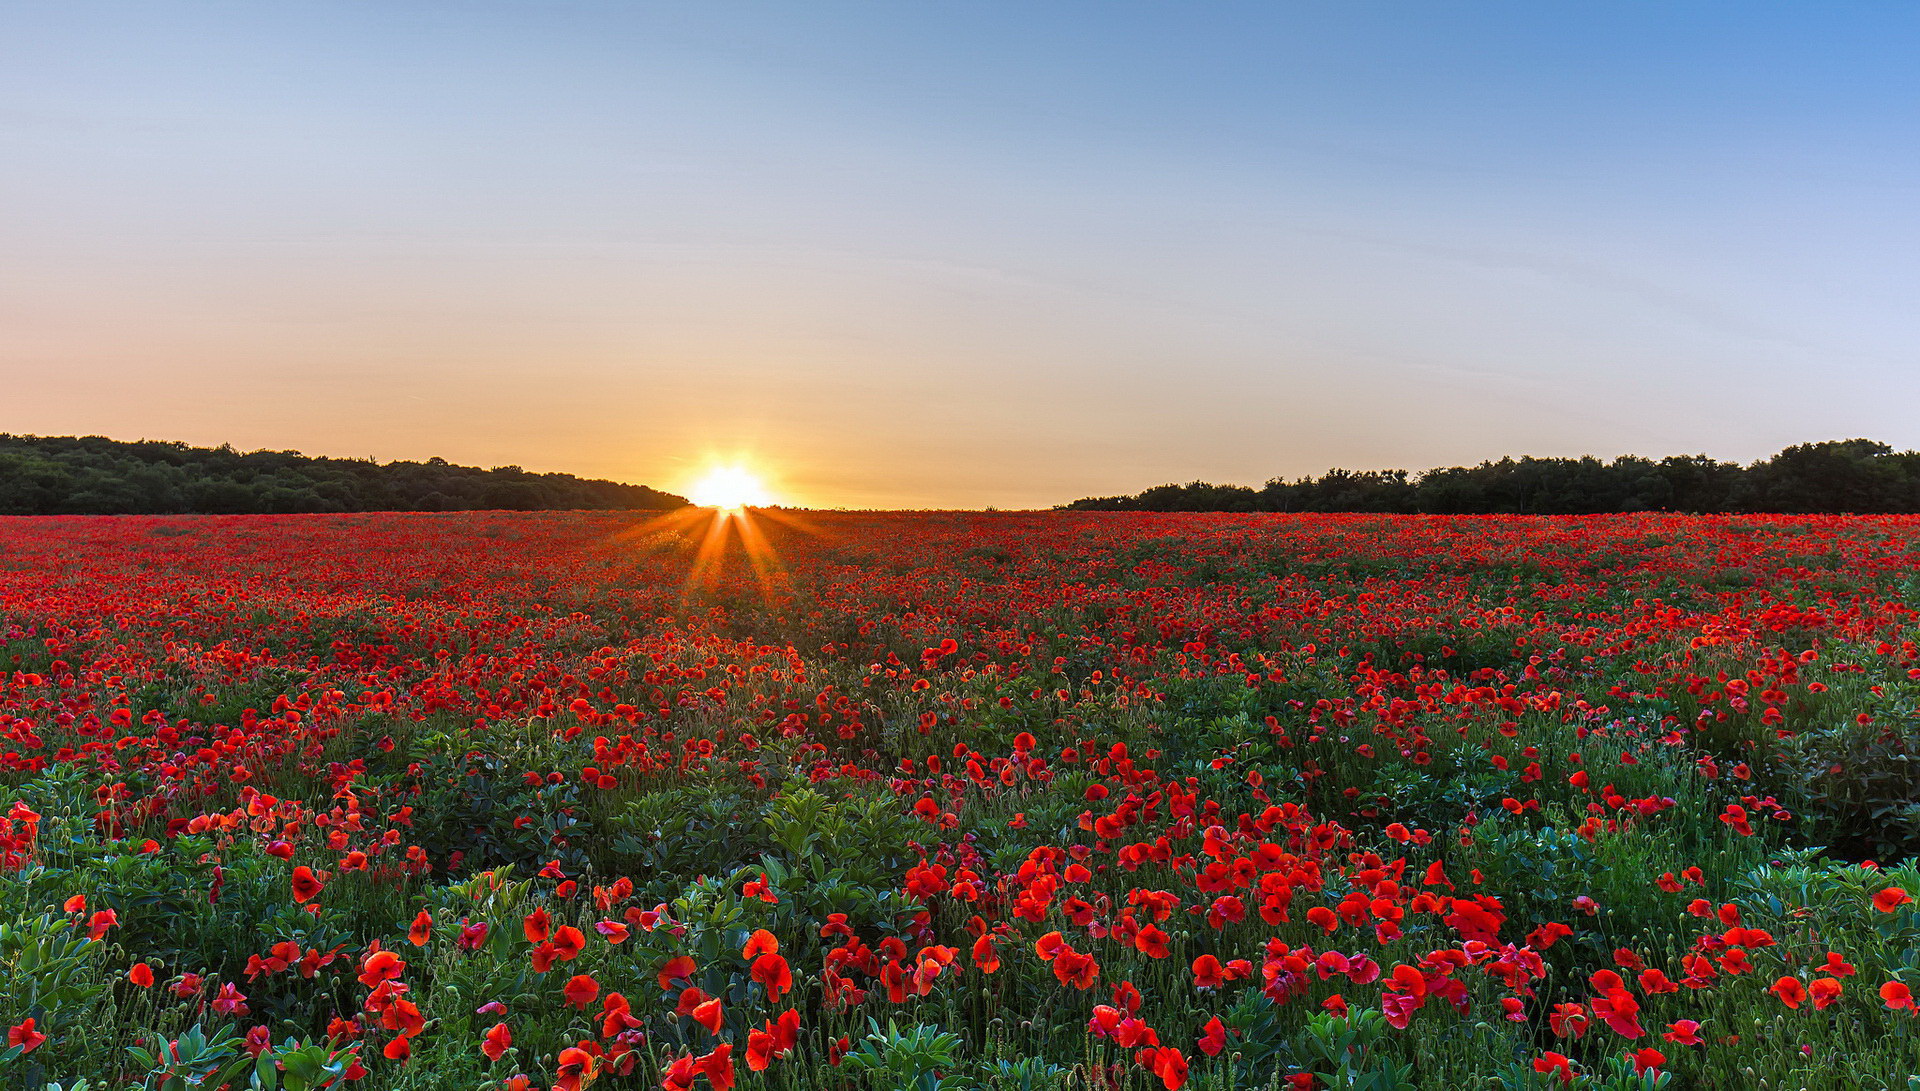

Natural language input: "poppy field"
[2,509,1917,1091]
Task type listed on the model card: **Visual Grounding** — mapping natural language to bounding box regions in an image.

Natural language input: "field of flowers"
[2,510,1917,1091]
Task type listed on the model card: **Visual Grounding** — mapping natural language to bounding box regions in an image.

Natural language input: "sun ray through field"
[644,504,822,607]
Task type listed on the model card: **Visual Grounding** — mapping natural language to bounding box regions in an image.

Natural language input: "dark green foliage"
[1779,714,1920,861]
[0,434,687,514]
[1064,439,1920,515]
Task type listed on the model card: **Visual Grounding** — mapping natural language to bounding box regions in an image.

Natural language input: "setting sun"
[688,465,773,510]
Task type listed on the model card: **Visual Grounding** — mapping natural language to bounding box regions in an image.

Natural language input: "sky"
[4,2,1919,509]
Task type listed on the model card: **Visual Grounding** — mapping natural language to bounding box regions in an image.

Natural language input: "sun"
[688,465,773,511]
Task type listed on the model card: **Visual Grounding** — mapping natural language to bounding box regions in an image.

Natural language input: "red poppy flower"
[522,908,551,945]
[1134,924,1170,959]
[551,925,586,961]
[750,952,793,1001]
[971,934,1000,974]
[1533,1052,1574,1084]
[1882,981,1916,1012]
[292,866,325,903]
[1874,887,1914,913]
[6,1019,46,1054]
[699,1044,735,1091]
[1192,954,1224,989]
[662,1054,700,1091]
[1548,1002,1588,1040]
[1148,1045,1188,1090]
[602,992,643,1037]
[1053,950,1099,989]
[746,1028,776,1071]
[358,949,405,989]
[555,1046,597,1091]
[529,941,560,973]
[1197,1016,1227,1057]
[562,973,599,1009]
[1662,1019,1703,1046]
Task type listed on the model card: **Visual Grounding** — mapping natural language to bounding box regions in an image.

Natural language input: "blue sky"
[4,2,1917,506]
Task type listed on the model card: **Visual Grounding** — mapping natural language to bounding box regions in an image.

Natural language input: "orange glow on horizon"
[687,465,774,511]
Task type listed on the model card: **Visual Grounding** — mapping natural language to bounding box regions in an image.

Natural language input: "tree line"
[1061,439,1920,514]
[0,434,688,515]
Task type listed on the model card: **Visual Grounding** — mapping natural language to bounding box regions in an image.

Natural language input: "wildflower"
[358,949,405,988]
[1873,887,1914,913]
[1054,950,1100,989]
[1143,1045,1188,1090]
[1134,924,1171,959]
[971,934,1000,973]
[1192,954,1224,989]
[551,925,586,961]
[562,974,599,1009]
[7,1019,46,1054]
[1548,1003,1588,1039]
[698,1044,735,1091]
[658,955,696,990]
[1662,1020,1703,1046]
[523,908,551,944]
[750,953,793,1000]
[555,1046,597,1091]
[1533,1051,1574,1084]
[482,1023,512,1062]
[1197,1016,1228,1057]
[743,929,779,958]
[601,993,641,1037]
[211,982,250,1016]
[292,866,325,903]
[1882,981,1916,1013]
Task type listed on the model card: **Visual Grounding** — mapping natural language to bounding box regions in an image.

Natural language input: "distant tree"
[0,434,690,514]
[1060,440,1919,515]
[1745,439,1916,513]
[1650,455,1740,512]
